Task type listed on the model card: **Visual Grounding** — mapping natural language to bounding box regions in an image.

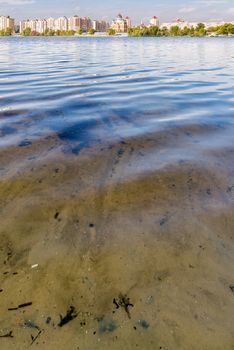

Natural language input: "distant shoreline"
[1,34,233,38]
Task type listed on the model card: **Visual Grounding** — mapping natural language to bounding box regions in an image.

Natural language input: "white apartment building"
[28,20,36,32]
[150,16,159,26]
[0,15,14,31]
[20,20,31,33]
[19,20,26,33]
[36,19,47,33]
[47,17,55,30]
[54,16,68,31]
[20,19,47,33]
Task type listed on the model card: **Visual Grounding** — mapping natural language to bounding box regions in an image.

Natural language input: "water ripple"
[0,36,233,160]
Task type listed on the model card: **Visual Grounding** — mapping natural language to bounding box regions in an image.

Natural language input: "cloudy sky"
[0,0,234,23]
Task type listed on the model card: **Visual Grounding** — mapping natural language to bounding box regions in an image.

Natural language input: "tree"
[170,26,180,36]
[161,26,169,36]
[88,28,96,35]
[181,26,190,36]
[23,27,32,36]
[107,28,116,36]
[44,28,50,36]
[190,26,195,36]
[4,27,13,36]
[78,29,83,35]
[227,24,234,34]
[217,23,234,35]
[45,29,55,36]
[66,30,75,36]
[149,26,160,36]
[207,26,218,33]
[194,23,206,36]
[196,23,205,30]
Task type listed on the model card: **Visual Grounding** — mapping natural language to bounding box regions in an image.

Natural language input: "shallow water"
[0,37,234,349]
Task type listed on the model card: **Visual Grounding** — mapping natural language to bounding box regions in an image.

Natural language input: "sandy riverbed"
[0,127,234,350]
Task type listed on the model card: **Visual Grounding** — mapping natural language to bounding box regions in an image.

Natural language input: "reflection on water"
[0,37,234,349]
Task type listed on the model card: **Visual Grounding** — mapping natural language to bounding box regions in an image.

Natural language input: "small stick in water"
[0,330,13,338]
[18,302,32,308]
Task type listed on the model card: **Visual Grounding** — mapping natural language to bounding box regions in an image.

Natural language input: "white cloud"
[178,7,196,14]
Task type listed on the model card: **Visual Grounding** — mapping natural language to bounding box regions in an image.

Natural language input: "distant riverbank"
[1,22,234,38]
[1,33,234,39]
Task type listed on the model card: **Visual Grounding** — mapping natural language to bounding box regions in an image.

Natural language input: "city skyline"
[0,0,234,24]
[2,12,233,35]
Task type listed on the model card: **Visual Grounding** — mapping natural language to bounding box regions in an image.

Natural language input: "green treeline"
[22,28,96,36]
[128,23,234,37]
[18,27,115,36]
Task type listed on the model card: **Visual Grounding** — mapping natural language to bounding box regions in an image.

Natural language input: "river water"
[0,37,234,349]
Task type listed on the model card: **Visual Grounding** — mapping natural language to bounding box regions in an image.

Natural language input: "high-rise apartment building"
[81,17,92,31]
[47,17,55,30]
[68,16,81,31]
[19,20,26,33]
[68,16,93,32]
[125,16,131,28]
[19,20,32,33]
[92,20,109,32]
[29,20,37,32]
[0,16,14,31]
[20,19,47,33]
[54,16,68,31]
[36,19,47,33]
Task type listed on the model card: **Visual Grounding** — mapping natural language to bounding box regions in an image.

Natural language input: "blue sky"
[0,0,234,23]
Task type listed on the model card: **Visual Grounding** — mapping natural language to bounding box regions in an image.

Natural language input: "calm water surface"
[0,37,233,157]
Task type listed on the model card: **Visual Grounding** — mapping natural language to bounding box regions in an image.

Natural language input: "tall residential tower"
[0,16,15,31]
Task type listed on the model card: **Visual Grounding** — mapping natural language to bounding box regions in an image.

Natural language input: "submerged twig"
[113,294,134,319]
[30,330,42,345]
[0,330,13,338]
[58,306,78,327]
[8,302,32,311]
